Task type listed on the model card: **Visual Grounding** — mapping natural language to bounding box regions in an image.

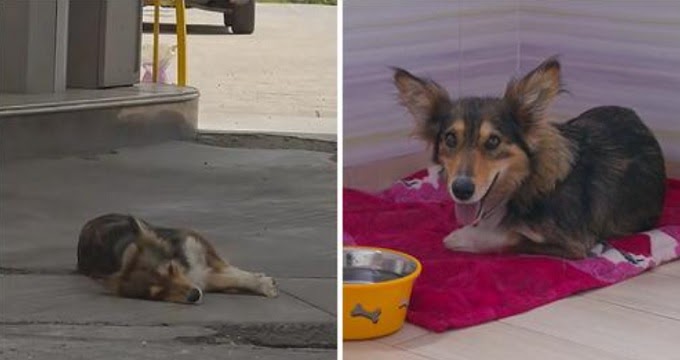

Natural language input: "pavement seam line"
[0,268,334,281]
[279,288,335,317]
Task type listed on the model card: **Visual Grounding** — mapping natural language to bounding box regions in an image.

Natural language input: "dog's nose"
[452,177,475,201]
[186,288,202,303]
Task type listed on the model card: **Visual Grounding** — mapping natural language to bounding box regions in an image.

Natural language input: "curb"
[196,132,336,154]
[176,322,337,349]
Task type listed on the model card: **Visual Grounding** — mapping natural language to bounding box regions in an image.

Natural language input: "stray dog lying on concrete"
[77,214,278,303]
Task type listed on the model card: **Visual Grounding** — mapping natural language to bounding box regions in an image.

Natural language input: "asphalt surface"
[0,141,337,359]
[141,4,337,137]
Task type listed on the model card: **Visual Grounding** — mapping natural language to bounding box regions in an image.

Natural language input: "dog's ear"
[93,243,139,294]
[158,260,181,277]
[504,56,563,131]
[167,261,179,276]
[393,68,452,143]
[119,243,140,272]
[100,244,137,293]
[129,216,154,238]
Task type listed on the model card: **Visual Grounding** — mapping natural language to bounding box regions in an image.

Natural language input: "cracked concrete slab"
[0,140,337,356]
[278,278,337,316]
[0,336,335,360]
[1,324,215,342]
[0,275,333,325]
[0,141,336,278]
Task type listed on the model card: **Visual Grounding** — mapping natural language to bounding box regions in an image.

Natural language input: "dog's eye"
[444,133,457,148]
[485,135,501,150]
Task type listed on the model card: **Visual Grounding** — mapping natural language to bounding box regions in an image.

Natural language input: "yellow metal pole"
[175,0,187,86]
[152,0,160,83]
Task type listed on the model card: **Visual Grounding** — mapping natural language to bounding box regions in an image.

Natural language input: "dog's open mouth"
[454,173,499,226]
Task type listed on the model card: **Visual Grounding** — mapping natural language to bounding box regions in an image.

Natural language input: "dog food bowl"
[343,246,422,340]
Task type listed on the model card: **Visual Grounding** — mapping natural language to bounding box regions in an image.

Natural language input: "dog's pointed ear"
[167,261,178,276]
[129,216,153,237]
[99,243,139,295]
[393,68,452,143]
[100,244,137,293]
[158,260,181,277]
[120,243,140,269]
[504,56,563,131]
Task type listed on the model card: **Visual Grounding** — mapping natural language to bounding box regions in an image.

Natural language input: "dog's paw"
[443,230,472,251]
[259,276,279,298]
[444,226,512,253]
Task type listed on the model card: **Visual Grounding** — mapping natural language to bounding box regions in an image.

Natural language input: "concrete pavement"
[141,4,337,137]
[0,141,337,359]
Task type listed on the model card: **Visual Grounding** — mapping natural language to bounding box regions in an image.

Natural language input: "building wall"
[344,0,680,190]
[344,0,518,168]
[518,0,680,161]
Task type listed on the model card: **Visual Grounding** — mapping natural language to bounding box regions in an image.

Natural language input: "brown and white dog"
[77,214,278,303]
[394,56,666,259]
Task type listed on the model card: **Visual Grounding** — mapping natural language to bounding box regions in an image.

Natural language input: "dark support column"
[0,0,69,93]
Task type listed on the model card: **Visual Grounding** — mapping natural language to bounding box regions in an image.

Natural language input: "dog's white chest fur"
[183,236,210,288]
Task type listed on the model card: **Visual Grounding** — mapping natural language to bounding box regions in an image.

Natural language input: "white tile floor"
[345,261,680,360]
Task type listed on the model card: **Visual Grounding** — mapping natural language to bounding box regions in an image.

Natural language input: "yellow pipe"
[152,0,161,83]
[175,0,187,86]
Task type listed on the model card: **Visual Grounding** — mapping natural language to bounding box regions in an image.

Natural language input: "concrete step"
[0,84,198,161]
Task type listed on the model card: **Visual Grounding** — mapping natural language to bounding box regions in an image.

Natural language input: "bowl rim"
[343,246,423,289]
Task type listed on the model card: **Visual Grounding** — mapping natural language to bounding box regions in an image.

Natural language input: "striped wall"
[518,0,680,163]
[344,0,518,168]
[344,0,680,189]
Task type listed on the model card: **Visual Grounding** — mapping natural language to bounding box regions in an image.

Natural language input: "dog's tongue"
[455,202,480,226]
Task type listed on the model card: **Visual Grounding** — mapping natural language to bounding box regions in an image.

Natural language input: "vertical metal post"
[53,0,69,91]
[175,0,187,86]
[152,0,160,83]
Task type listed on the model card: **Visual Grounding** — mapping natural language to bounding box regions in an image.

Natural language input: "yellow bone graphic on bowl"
[350,304,381,324]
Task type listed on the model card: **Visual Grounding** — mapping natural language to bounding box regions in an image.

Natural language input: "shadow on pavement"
[143,22,235,35]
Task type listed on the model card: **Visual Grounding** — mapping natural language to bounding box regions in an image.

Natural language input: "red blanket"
[344,167,680,332]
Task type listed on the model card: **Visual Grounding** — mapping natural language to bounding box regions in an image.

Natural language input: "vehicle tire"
[223,11,233,27]
[231,1,255,34]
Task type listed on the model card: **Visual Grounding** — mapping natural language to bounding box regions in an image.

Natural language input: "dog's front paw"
[443,229,471,251]
[259,276,279,298]
[443,226,512,253]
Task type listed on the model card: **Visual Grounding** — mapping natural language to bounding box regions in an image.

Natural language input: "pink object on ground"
[343,166,680,332]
